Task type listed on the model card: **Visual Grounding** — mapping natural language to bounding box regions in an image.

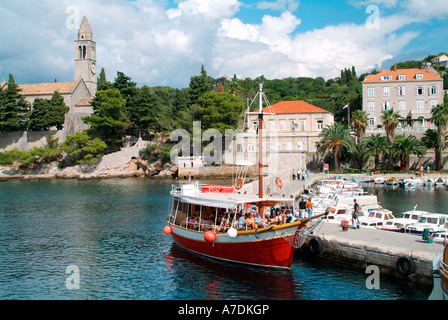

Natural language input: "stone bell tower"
[74,16,97,97]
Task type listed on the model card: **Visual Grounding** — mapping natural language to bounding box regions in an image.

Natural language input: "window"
[429,85,438,95]
[397,86,405,96]
[382,101,390,111]
[416,74,424,80]
[269,120,275,131]
[399,101,406,111]
[317,120,323,130]
[398,75,406,80]
[280,121,286,130]
[369,118,375,126]
[248,144,254,152]
[368,88,374,97]
[416,86,425,95]
[430,100,438,108]
[297,142,303,151]
[383,87,390,97]
[300,120,306,131]
[291,120,297,130]
[417,100,424,113]
[368,102,374,111]
[381,75,392,81]
[286,142,292,151]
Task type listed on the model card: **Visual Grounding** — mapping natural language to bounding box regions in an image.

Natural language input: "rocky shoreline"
[0,158,178,181]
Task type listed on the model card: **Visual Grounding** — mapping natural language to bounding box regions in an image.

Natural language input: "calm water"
[0,178,438,300]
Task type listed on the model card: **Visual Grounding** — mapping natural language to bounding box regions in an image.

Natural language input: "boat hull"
[169,223,300,269]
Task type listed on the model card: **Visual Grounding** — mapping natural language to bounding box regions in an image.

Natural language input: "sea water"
[0,179,435,300]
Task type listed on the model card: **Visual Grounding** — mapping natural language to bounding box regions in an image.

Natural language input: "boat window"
[418,217,427,223]
[368,212,375,218]
[375,212,382,219]
[428,218,438,224]
[411,215,419,220]
[403,214,410,219]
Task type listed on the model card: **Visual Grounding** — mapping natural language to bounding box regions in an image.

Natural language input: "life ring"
[275,177,283,189]
[396,256,415,276]
[235,178,244,190]
[309,237,322,254]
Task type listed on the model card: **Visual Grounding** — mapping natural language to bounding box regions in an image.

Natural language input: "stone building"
[0,17,97,150]
[1,16,97,136]
[363,66,444,138]
[234,101,334,171]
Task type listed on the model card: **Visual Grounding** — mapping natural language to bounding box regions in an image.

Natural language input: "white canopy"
[171,191,294,210]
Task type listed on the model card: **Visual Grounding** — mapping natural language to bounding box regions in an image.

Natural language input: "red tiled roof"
[262,100,330,114]
[363,68,442,82]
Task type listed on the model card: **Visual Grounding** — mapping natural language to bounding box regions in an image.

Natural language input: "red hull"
[171,232,295,269]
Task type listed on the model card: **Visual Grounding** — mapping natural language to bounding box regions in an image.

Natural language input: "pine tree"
[189,65,213,105]
[0,74,30,132]
[97,68,112,91]
[28,91,69,131]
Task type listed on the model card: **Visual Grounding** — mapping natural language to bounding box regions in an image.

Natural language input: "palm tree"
[361,134,390,170]
[380,108,401,143]
[392,134,426,171]
[422,129,441,170]
[429,101,448,170]
[316,123,355,171]
[351,109,369,145]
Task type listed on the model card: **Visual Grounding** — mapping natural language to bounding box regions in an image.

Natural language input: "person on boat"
[246,213,255,229]
[254,213,263,228]
[306,199,314,217]
[238,213,246,230]
[299,198,307,219]
[188,215,196,230]
[352,199,360,229]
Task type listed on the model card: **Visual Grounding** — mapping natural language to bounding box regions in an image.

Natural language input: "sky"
[0,0,447,89]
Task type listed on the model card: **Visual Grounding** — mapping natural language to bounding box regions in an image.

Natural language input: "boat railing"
[441,259,448,275]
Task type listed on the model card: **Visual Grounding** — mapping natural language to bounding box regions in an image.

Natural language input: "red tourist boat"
[163,85,325,269]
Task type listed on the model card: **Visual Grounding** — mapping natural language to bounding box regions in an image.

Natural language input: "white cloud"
[0,0,447,88]
[257,0,300,13]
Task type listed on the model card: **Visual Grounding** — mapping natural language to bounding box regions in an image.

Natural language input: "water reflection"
[166,244,300,300]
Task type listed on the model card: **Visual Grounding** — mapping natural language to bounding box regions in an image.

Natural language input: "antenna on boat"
[258,83,264,204]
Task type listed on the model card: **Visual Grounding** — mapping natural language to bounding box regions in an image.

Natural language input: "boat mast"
[258,84,264,202]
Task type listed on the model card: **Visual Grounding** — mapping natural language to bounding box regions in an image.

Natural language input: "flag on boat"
[343,104,349,110]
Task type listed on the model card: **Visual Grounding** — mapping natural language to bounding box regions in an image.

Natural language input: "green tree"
[392,134,426,171]
[113,71,137,100]
[380,108,401,143]
[62,131,107,164]
[316,123,355,171]
[361,134,390,170]
[82,89,129,146]
[127,86,161,131]
[97,68,112,91]
[0,74,30,132]
[191,91,245,133]
[28,91,69,130]
[429,100,448,170]
[351,109,369,145]
[189,65,213,105]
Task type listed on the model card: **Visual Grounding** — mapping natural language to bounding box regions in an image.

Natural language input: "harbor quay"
[301,222,443,286]
[243,171,448,286]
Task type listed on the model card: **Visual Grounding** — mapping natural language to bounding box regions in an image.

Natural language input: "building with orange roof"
[362,66,444,137]
[431,54,448,67]
[236,100,334,170]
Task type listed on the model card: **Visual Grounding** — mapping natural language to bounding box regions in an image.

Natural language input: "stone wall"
[0,113,90,151]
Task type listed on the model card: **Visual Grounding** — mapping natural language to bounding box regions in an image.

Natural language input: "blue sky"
[0,0,447,88]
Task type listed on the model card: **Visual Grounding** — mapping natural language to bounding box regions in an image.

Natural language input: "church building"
[1,16,97,134]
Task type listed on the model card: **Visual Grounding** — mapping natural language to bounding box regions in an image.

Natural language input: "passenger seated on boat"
[205,216,214,230]
[188,215,196,230]
[246,213,255,229]
[254,213,263,228]
[238,214,246,230]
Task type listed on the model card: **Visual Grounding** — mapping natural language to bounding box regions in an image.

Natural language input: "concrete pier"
[301,222,444,285]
